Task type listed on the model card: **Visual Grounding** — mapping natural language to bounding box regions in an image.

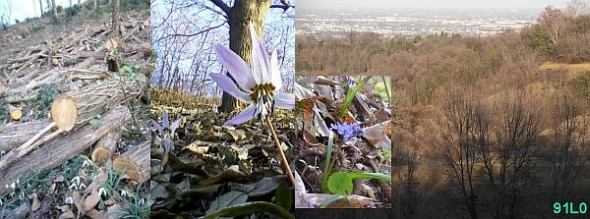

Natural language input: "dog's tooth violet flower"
[151,110,181,152]
[209,23,295,126]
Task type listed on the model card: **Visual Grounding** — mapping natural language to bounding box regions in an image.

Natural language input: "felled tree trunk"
[0,106,131,196]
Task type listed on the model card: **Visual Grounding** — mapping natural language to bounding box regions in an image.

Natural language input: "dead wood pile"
[0,11,151,197]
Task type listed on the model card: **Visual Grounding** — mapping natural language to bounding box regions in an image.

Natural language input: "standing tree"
[550,94,587,201]
[209,0,271,112]
[39,0,43,17]
[112,0,120,37]
[567,0,590,17]
[440,91,488,219]
[207,0,293,113]
[51,0,58,19]
[482,92,541,219]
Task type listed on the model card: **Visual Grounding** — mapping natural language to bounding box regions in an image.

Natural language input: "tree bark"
[51,0,57,19]
[111,0,120,38]
[217,0,272,113]
[38,0,43,17]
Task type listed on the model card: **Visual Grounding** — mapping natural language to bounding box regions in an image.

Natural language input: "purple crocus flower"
[209,23,295,126]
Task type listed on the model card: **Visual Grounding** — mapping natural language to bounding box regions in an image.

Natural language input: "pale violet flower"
[151,111,181,152]
[209,23,295,126]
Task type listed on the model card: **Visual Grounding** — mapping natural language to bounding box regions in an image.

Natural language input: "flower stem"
[264,117,296,186]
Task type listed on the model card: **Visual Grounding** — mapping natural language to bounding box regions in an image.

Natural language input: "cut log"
[8,104,22,121]
[121,140,150,184]
[0,106,131,197]
[0,121,50,152]
[0,77,141,161]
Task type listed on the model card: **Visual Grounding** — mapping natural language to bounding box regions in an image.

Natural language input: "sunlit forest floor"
[150,87,296,218]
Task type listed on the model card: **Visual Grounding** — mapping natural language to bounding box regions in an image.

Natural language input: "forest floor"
[150,88,296,218]
[0,5,151,219]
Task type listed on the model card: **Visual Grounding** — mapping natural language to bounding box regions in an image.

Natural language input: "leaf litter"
[294,75,392,208]
[150,93,295,218]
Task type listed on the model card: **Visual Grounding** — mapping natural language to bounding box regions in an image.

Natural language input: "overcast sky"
[298,0,569,9]
[0,0,85,25]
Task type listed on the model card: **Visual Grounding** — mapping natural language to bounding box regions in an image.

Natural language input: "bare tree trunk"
[94,0,98,10]
[111,0,120,38]
[441,91,487,219]
[38,0,43,16]
[50,0,58,19]
[217,0,272,113]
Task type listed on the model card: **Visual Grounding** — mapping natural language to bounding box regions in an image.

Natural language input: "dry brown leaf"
[58,210,76,219]
[182,140,215,155]
[197,168,247,187]
[362,121,391,150]
[86,209,108,219]
[82,187,101,212]
[374,108,389,123]
[81,168,108,213]
[30,192,41,211]
[71,191,83,216]
[302,129,319,144]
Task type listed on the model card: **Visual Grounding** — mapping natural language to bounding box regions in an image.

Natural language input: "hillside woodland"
[297,6,590,219]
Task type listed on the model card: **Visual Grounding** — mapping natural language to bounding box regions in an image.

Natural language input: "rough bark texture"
[0,121,50,152]
[51,0,58,19]
[218,0,271,113]
[111,0,120,38]
[38,0,43,17]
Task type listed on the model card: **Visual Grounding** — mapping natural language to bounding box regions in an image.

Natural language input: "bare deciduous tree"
[440,91,488,219]
[482,92,540,219]
[550,94,587,200]
[399,146,421,218]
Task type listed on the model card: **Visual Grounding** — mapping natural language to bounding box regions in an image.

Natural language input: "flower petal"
[225,105,257,126]
[163,137,171,152]
[151,120,163,135]
[209,73,252,103]
[213,44,256,91]
[162,111,169,128]
[250,23,271,84]
[170,118,182,134]
[274,92,295,110]
[269,51,282,91]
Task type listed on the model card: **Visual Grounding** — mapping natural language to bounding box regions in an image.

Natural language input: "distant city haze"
[298,0,568,9]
